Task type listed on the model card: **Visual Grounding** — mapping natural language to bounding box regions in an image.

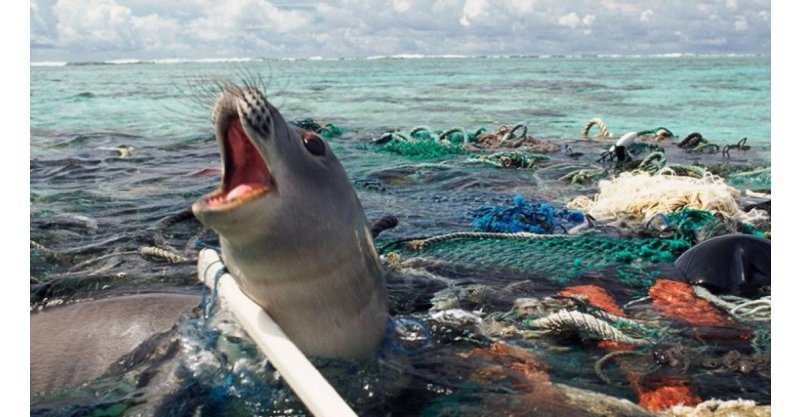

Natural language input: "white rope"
[527,309,652,346]
[197,249,358,417]
[692,286,771,322]
[566,171,748,223]
[582,118,613,139]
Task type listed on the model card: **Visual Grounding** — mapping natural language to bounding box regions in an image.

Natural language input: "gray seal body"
[192,85,388,359]
[30,293,199,397]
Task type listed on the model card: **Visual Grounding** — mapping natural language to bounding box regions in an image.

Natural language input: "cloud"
[735,15,749,31]
[31,0,57,47]
[459,0,489,27]
[558,12,581,28]
[30,0,771,62]
[190,0,310,39]
[53,0,139,49]
[640,9,653,23]
[558,12,594,28]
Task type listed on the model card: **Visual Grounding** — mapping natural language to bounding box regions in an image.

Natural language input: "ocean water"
[30,56,771,416]
[32,56,771,145]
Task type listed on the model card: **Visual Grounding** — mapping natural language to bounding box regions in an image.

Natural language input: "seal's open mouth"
[200,117,274,210]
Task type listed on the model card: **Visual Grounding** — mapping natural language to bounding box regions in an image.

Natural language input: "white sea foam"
[105,59,142,65]
[150,57,260,64]
[30,61,67,67]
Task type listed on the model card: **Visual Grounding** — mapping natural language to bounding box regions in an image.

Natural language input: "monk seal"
[30,293,199,396]
[191,85,388,359]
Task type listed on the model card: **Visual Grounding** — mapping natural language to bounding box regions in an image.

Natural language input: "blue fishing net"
[471,195,585,234]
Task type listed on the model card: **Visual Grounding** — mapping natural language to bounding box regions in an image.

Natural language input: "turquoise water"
[31,56,771,148]
[30,56,771,416]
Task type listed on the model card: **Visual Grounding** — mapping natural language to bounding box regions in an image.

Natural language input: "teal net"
[727,167,771,190]
[382,234,690,288]
[380,137,468,159]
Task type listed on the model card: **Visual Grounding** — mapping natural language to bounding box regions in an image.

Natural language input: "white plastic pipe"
[197,249,358,417]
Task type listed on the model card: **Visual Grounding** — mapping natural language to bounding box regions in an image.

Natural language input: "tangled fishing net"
[471,195,585,234]
[464,124,560,153]
[383,233,689,287]
[467,151,549,169]
[380,138,467,159]
[377,124,560,159]
[566,171,764,225]
[290,118,344,138]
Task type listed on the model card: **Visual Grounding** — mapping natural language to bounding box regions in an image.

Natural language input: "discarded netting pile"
[463,124,560,153]
[677,132,721,153]
[290,118,344,138]
[368,117,771,416]
[376,124,560,159]
[727,167,771,190]
[471,194,585,234]
[647,208,767,243]
[383,233,690,287]
[378,126,472,159]
[467,151,549,168]
[566,171,766,226]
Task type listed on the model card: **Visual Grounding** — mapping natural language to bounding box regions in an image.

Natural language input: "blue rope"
[645,212,671,230]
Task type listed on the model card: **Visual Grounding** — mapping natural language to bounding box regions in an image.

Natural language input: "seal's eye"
[302,132,326,156]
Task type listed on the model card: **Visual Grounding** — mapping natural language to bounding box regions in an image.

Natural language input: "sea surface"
[30,56,771,416]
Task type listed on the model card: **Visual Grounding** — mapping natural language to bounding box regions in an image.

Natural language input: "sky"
[30,0,770,62]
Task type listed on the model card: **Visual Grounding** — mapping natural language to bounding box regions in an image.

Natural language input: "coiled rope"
[582,118,613,139]
[501,123,528,143]
[525,309,654,346]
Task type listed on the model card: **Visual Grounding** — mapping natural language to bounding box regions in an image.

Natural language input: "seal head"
[192,86,388,359]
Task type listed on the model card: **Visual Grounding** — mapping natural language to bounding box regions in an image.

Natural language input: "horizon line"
[31,52,771,66]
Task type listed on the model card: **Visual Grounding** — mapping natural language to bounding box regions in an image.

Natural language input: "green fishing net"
[380,138,468,159]
[383,234,690,288]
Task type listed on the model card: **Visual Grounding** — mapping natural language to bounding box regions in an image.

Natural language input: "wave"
[153,57,261,64]
[30,61,67,67]
[105,59,144,65]
[365,53,470,60]
[34,53,768,68]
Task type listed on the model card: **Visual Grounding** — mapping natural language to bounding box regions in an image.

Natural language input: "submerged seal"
[673,234,770,296]
[30,293,199,396]
[192,85,388,359]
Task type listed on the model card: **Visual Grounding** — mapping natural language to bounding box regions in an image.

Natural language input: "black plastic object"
[674,234,770,296]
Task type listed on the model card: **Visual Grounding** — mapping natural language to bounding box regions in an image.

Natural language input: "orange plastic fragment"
[635,379,701,412]
[648,279,731,326]
[560,285,626,317]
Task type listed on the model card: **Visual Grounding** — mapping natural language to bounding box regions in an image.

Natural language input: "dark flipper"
[673,234,770,296]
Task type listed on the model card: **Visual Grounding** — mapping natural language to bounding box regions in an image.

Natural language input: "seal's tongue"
[222,118,272,202]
